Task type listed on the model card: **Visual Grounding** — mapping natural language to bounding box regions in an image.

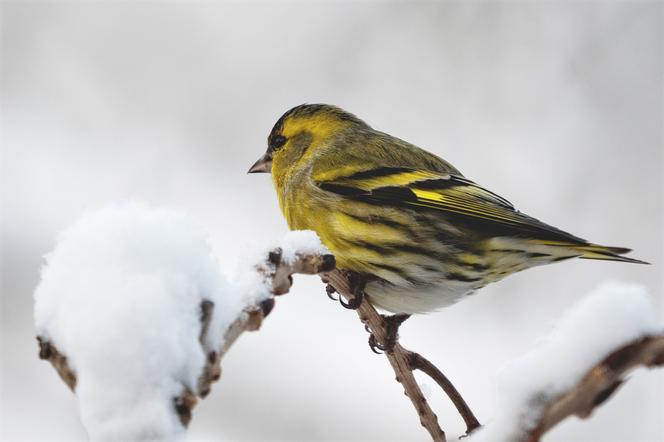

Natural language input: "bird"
[249,104,647,315]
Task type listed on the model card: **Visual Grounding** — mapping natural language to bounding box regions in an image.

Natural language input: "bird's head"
[248,104,368,183]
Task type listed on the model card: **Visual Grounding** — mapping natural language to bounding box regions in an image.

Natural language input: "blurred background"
[1,1,662,441]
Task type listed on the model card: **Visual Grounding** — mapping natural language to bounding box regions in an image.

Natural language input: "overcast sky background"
[1,1,662,441]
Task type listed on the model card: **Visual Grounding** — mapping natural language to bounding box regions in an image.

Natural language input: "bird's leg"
[382,313,411,353]
[338,270,366,310]
[332,271,406,353]
[365,313,411,354]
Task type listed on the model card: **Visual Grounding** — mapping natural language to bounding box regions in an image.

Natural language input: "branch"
[322,269,480,442]
[524,335,664,442]
[37,336,76,392]
[409,352,481,432]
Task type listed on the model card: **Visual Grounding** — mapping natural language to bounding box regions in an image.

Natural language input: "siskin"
[249,104,647,314]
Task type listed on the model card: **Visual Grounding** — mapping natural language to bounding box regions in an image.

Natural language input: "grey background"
[1,1,662,441]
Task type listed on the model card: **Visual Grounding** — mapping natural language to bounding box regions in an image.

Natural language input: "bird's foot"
[366,313,411,354]
[368,333,383,354]
[383,313,410,352]
[338,270,366,310]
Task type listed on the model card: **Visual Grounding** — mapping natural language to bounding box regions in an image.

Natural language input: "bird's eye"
[270,135,287,151]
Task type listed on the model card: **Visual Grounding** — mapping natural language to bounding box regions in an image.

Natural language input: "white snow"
[233,229,328,270]
[33,203,229,440]
[277,230,329,264]
[227,229,329,308]
[471,281,662,442]
[33,203,327,441]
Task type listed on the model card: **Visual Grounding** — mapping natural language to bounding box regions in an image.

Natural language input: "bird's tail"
[574,244,649,264]
[533,240,650,264]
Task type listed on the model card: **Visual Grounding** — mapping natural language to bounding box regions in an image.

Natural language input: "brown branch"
[322,269,481,442]
[409,352,481,432]
[37,336,76,392]
[524,335,664,442]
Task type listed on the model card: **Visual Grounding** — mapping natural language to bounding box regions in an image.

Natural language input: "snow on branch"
[471,282,664,442]
[34,203,333,441]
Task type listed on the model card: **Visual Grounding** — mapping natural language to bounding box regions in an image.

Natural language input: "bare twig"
[37,336,76,392]
[524,335,664,442]
[409,352,481,433]
[322,269,480,442]
[174,389,198,427]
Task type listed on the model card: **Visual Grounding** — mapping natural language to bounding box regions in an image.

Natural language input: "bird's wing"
[314,166,587,244]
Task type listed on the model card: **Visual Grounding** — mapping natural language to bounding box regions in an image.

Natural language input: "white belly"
[364,279,478,314]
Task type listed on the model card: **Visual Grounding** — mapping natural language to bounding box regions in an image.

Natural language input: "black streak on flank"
[490,248,527,254]
[463,262,490,272]
[446,272,482,283]
[390,243,438,257]
[553,255,577,262]
[339,211,419,237]
[370,262,410,279]
[348,240,391,255]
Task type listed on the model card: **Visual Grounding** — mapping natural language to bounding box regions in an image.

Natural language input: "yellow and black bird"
[249,104,647,314]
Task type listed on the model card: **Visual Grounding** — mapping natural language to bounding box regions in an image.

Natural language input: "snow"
[33,202,328,441]
[233,229,328,270]
[33,203,227,440]
[226,229,329,310]
[277,230,329,264]
[471,281,662,442]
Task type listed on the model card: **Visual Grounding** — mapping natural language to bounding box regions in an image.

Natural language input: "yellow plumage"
[249,104,647,314]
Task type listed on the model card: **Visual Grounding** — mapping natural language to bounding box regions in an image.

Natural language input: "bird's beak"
[248,152,272,174]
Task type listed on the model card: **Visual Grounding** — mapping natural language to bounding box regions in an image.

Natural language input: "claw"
[325,284,338,301]
[338,270,366,310]
[368,334,383,354]
[339,291,363,309]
